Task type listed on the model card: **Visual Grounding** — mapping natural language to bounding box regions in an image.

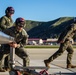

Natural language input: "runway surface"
[0,48,76,75]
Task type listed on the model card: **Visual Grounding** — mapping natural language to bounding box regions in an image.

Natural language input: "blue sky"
[0,0,76,22]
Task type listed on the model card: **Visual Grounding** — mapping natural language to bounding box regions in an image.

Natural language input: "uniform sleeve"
[62,25,74,42]
[20,35,28,47]
[0,17,7,30]
[20,29,29,47]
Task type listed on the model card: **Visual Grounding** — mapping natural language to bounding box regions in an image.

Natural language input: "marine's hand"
[9,42,18,48]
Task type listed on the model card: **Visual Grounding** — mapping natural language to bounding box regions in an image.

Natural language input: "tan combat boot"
[0,68,6,72]
[4,67,10,71]
[67,64,76,68]
[44,60,50,68]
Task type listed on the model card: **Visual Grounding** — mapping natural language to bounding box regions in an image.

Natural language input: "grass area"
[25,45,59,48]
[25,45,76,48]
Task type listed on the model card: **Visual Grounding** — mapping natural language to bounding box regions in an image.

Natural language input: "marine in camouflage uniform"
[0,15,13,31]
[0,17,30,71]
[44,18,76,68]
[0,7,14,31]
[0,7,15,71]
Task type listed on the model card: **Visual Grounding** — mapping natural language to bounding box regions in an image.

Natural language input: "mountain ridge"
[25,17,74,39]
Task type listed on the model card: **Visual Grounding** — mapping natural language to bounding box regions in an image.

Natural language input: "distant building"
[28,38,43,45]
[46,38,58,42]
[39,39,43,45]
[44,38,58,45]
[28,38,58,45]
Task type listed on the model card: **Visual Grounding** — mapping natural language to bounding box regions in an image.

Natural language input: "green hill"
[25,17,74,39]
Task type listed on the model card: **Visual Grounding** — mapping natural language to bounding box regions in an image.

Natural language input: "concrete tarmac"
[0,48,76,75]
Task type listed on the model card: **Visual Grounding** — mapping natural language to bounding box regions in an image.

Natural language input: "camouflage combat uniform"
[0,26,30,69]
[0,15,13,70]
[0,15,13,31]
[45,23,76,65]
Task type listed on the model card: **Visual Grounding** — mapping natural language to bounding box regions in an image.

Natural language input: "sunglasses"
[18,25,24,27]
[9,10,14,14]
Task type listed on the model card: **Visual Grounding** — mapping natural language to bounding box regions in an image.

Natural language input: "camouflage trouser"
[15,47,30,67]
[0,47,30,69]
[0,51,9,69]
[48,41,74,65]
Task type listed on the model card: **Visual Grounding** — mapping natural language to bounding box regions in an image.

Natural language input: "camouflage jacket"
[58,23,76,43]
[3,26,28,47]
[0,15,13,31]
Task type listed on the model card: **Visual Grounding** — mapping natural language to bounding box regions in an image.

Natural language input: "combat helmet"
[15,17,26,27]
[5,6,15,14]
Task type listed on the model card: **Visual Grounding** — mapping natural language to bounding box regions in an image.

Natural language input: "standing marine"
[0,6,15,31]
[0,17,30,72]
[0,6,15,71]
[44,17,76,68]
